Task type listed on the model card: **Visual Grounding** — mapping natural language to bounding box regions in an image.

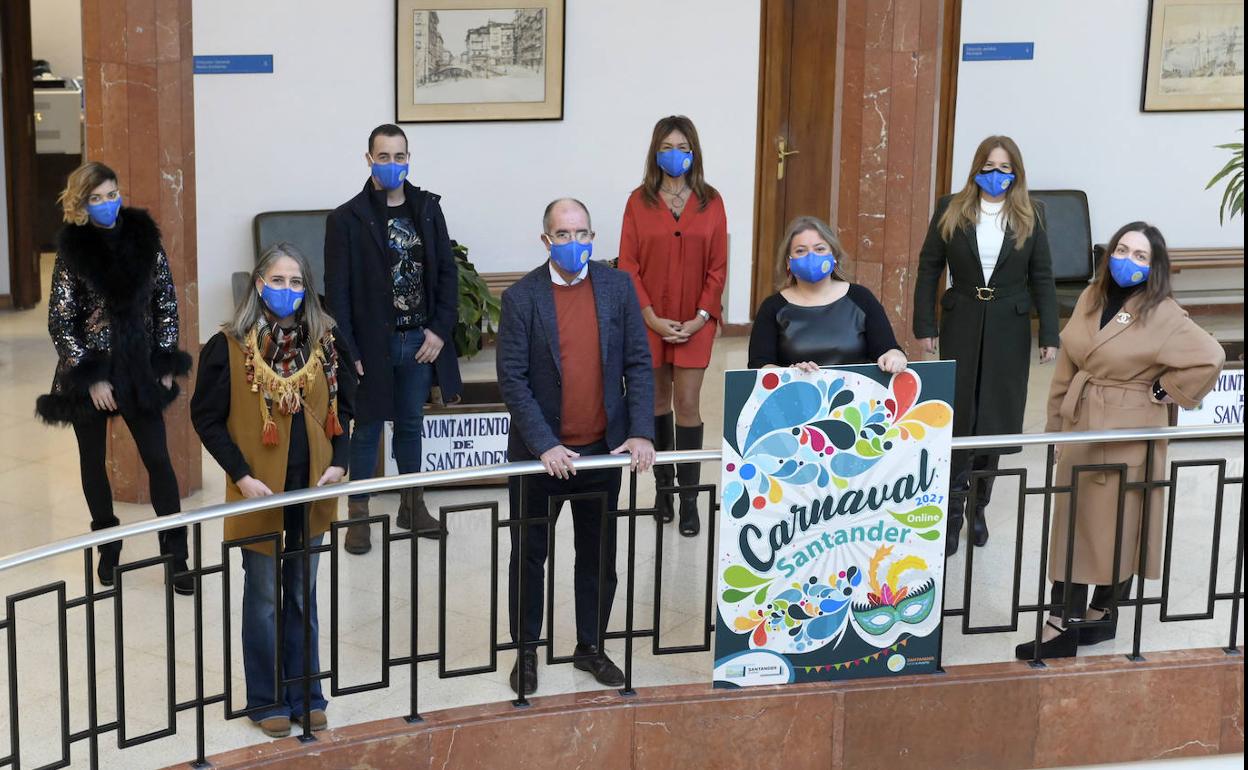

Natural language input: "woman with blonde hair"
[749,216,906,373]
[912,135,1059,556]
[36,161,193,593]
[191,242,354,738]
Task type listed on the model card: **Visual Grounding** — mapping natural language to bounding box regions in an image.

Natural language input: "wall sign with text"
[1178,368,1244,426]
[713,363,955,687]
[384,412,511,475]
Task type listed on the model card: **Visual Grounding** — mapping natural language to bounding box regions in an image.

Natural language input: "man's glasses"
[546,230,593,245]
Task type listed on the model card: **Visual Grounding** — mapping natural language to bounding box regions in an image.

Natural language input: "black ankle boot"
[97,543,121,587]
[653,413,675,523]
[675,424,703,537]
[971,505,989,547]
[1014,619,1078,660]
[945,511,963,557]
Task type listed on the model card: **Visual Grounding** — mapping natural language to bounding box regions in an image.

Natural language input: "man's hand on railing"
[237,475,274,498]
[611,437,656,473]
[316,466,346,487]
[540,445,580,479]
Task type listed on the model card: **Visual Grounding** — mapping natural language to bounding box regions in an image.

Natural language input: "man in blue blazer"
[496,198,656,695]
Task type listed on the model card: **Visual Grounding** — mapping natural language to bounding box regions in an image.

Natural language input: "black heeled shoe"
[653,413,675,523]
[1077,608,1118,646]
[1014,619,1078,660]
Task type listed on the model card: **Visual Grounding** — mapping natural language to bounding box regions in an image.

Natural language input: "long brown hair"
[640,115,718,210]
[775,216,853,290]
[938,135,1037,244]
[1088,222,1174,323]
[225,242,336,343]
[57,162,118,226]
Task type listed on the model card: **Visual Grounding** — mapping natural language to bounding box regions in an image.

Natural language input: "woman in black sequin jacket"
[35,162,194,592]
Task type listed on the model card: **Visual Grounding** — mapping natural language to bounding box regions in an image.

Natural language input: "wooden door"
[0,0,38,309]
[750,0,841,315]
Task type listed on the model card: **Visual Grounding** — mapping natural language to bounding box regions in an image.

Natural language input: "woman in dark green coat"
[913,135,1059,556]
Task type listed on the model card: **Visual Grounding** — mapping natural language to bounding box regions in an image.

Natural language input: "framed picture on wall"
[395,0,565,123]
[1142,0,1244,111]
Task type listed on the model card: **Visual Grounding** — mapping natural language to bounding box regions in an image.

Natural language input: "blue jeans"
[348,329,434,501]
[240,509,326,721]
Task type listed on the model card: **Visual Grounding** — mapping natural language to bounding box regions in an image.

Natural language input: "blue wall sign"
[193,55,274,75]
[962,42,1034,61]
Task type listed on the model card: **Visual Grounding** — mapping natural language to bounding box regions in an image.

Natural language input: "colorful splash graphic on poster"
[713,363,955,687]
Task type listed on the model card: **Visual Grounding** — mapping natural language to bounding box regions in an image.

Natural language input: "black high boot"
[946,476,969,557]
[970,455,997,548]
[652,413,675,523]
[675,423,703,537]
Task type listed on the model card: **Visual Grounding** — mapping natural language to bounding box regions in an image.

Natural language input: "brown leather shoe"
[257,715,291,738]
[344,498,372,555]
[294,709,328,732]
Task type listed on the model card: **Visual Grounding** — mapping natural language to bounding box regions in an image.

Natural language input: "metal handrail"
[0,423,1240,574]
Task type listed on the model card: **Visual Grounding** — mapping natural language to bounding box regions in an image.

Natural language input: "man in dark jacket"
[324,124,463,554]
[496,198,655,696]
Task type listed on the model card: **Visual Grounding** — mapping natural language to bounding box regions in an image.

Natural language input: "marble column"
[835,0,950,356]
[82,0,201,501]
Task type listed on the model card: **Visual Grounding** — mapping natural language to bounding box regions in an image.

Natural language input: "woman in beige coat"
[1016,222,1224,660]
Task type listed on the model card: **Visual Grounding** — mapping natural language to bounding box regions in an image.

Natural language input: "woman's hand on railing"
[317,466,346,487]
[237,475,274,498]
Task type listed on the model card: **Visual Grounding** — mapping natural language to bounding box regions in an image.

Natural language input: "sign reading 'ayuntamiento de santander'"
[713,363,955,687]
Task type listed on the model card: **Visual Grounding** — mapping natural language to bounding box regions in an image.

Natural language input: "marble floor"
[0,264,1242,769]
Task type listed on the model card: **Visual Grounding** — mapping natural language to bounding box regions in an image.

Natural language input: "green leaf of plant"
[724,565,770,589]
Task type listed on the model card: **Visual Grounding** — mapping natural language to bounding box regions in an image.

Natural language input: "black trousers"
[1050,578,1134,619]
[508,440,620,647]
[71,405,187,561]
[949,450,1000,515]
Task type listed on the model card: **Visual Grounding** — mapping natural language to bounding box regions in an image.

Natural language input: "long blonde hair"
[775,215,852,289]
[225,242,335,342]
[57,162,118,226]
[938,135,1036,244]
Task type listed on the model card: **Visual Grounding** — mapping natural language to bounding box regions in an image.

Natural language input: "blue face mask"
[549,239,592,274]
[259,284,305,318]
[974,169,1015,198]
[87,196,123,228]
[788,252,836,284]
[1108,255,1149,288]
[656,148,694,178]
[371,162,409,191]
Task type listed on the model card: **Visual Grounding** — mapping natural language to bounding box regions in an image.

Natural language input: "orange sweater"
[552,278,607,446]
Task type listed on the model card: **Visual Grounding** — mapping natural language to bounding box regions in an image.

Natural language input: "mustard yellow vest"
[223,335,338,554]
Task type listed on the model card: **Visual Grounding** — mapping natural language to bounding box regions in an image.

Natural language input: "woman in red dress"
[618,115,727,537]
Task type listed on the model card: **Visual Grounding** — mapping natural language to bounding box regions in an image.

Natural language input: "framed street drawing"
[395,0,565,122]
[1142,0,1244,111]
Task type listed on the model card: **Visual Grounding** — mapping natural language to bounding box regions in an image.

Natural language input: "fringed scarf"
[243,317,343,446]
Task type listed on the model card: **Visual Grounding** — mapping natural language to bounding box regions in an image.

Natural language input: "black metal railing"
[0,425,1241,769]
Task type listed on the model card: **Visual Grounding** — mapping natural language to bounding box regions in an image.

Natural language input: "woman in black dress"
[912,135,1058,556]
[749,216,907,374]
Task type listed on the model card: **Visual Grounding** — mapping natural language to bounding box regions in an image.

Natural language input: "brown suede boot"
[344,498,372,555]
[397,488,444,540]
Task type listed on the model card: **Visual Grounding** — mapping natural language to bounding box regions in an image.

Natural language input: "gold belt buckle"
[974,286,995,301]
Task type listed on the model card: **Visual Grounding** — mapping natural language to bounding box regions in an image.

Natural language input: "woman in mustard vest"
[191,242,354,738]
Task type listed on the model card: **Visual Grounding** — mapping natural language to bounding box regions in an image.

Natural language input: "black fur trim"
[62,352,112,392]
[35,381,181,426]
[57,208,161,306]
[151,349,193,378]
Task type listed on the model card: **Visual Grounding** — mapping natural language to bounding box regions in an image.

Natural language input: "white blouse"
[976,199,1007,284]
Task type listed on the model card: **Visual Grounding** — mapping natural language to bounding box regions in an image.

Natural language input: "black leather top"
[749,284,900,368]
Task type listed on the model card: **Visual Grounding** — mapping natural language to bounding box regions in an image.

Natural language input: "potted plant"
[1206,129,1243,224]
[452,241,502,357]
